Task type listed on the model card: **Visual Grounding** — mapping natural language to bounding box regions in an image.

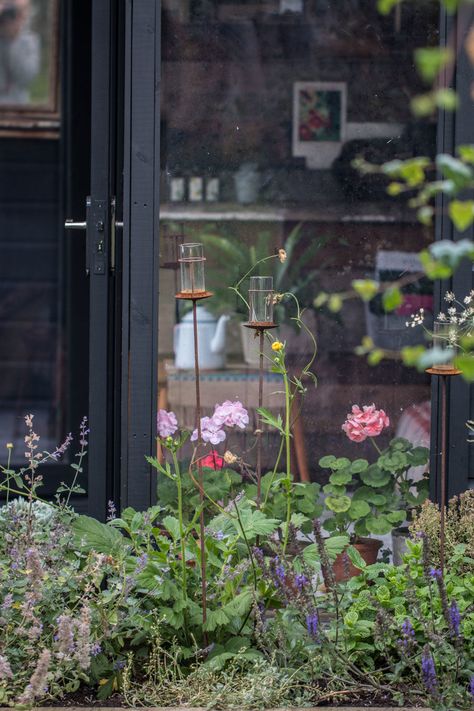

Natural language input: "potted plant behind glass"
[320,404,429,580]
[197,223,330,365]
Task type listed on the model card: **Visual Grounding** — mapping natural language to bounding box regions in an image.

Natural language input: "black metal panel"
[87,0,119,520]
[121,0,161,510]
[430,7,474,499]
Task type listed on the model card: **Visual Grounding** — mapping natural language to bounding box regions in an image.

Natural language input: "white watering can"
[174,306,230,370]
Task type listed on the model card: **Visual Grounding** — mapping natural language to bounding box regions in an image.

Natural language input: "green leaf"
[386,511,406,525]
[325,535,350,560]
[257,407,283,433]
[203,607,230,632]
[436,154,472,189]
[360,466,391,488]
[352,279,379,302]
[435,88,459,111]
[415,47,453,83]
[368,349,384,366]
[411,93,435,117]
[73,515,129,555]
[319,455,337,469]
[346,545,367,570]
[350,459,369,474]
[224,589,253,618]
[382,287,403,312]
[401,345,426,367]
[352,486,386,506]
[236,507,280,538]
[329,469,352,486]
[333,457,351,470]
[377,0,400,13]
[458,145,474,164]
[417,206,434,226]
[328,294,343,313]
[162,515,180,541]
[313,292,328,308]
[348,500,370,520]
[454,354,474,381]
[449,200,474,232]
[365,515,393,535]
[386,181,403,196]
[344,609,359,627]
[325,495,351,513]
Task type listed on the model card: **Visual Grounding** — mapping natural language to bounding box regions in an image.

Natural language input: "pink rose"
[157,409,178,438]
[342,404,390,443]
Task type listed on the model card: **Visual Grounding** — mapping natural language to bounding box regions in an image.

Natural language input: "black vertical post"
[430,7,474,501]
[121,0,161,509]
[87,0,118,520]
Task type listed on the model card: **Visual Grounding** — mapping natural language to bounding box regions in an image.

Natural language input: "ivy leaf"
[458,145,474,164]
[436,154,472,189]
[448,200,474,232]
[382,287,403,312]
[352,279,379,302]
[414,47,453,83]
[377,0,400,14]
[454,354,474,381]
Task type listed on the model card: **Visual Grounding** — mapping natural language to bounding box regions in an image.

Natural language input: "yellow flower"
[271,341,284,352]
[278,248,287,263]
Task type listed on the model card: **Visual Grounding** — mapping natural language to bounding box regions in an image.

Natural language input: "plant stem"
[282,369,292,554]
[370,437,382,455]
[172,450,188,599]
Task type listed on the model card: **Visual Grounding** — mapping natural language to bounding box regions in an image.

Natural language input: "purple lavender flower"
[191,416,226,445]
[295,573,308,591]
[421,646,437,695]
[429,567,442,580]
[212,400,249,430]
[0,654,13,680]
[135,553,148,574]
[448,600,461,637]
[107,500,117,521]
[51,432,73,460]
[17,648,51,704]
[469,675,474,698]
[306,610,319,640]
[157,409,178,438]
[79,416,90,447]
[114,660,126,671]
[1,593,13,611]
[273,556,285,585]
[90,642,102,657]
[399,617,415,648]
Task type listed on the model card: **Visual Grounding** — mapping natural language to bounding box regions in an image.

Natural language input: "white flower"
[437,312,447,321]
[448,307,456,316]
[464,295,472,305]
[445,291,455,302]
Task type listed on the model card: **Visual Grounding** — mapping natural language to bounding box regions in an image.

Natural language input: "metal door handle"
[65,219,87,230]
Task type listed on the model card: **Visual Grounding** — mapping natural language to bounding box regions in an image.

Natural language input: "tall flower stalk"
[230,251,317,554]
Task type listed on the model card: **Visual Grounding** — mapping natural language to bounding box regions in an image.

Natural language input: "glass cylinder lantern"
[179,242,206,295]
[432,319,458,370]
[248,276,274,325]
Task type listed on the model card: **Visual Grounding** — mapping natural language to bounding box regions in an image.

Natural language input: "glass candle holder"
[248,276,274,324]
[179,242,206,294]
[432,319,458,370]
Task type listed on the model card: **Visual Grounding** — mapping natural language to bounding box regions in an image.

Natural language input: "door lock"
[65,196,123,275]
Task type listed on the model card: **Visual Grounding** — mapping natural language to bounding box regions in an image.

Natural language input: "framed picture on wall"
[0,0,60,137]
[292,81,347,169]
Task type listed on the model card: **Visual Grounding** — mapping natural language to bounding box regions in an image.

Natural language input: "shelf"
[160,202,416,224]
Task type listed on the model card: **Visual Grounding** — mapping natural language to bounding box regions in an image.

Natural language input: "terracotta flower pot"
[332,537,382,582]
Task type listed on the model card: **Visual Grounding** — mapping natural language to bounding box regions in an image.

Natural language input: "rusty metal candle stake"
[426,366,461,573]
[176,242,212,637]
[243,276,277,506]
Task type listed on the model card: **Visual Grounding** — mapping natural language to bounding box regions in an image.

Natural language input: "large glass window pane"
[159,1,438,479]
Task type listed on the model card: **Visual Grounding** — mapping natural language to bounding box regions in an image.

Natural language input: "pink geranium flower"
[157,409,178,438]
[201,450,224,470]
[213,400,249,430]
[191,416,226,445]
[342,404,390,443]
